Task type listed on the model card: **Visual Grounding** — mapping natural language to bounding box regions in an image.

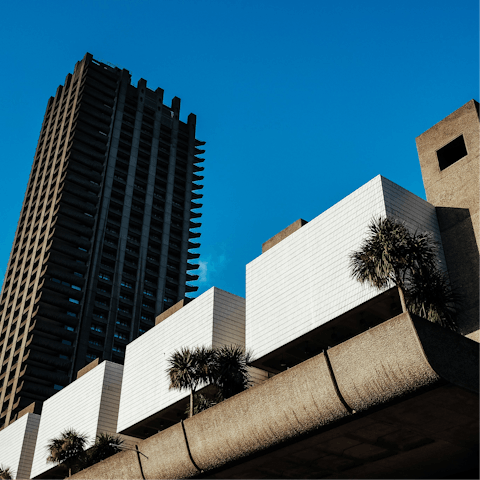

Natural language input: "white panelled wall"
[117,287,254,434]
[30,361,134,478]
[246,175,445,360]
[0,412,40,479]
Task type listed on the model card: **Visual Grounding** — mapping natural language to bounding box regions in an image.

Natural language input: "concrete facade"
[0,412,40,479]
[30,361,132,478]
[246,175,446,362]
[117,287,266,438]
[416,99,479,340]
[71,313,479,480]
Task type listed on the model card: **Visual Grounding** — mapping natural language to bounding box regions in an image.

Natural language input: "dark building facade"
[0,53,205,427]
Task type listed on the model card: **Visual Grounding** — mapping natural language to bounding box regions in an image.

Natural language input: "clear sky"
[0,0,478,299]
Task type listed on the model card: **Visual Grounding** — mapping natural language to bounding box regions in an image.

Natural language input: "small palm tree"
[213,345,252,400]
[83,433,124,468]
[350,216,458,329]
[0,465,14,480]
[166,346,215,418]
[169,345,253,417]
[408,266,459,330]
[46,429,88,477]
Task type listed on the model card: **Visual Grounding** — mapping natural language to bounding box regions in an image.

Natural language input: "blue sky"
[0,0,478,298]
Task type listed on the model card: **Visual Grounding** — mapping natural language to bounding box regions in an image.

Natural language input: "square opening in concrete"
[437,135,468,170]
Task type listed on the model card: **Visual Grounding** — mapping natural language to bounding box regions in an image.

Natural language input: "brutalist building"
[0,53,205,427]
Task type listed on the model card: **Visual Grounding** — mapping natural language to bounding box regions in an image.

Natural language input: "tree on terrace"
[169,345,253,418]
[46,429,88,477]
[350,216,458,330]
[167,346,215,418]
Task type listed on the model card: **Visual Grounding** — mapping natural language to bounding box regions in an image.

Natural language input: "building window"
[437,135,468,171]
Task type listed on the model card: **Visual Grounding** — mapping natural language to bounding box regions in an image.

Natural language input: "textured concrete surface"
[261,218,308,253]
[416,99,479,340]
[71,313,478,479]
[76,358,100,379]
[155,298,188,325]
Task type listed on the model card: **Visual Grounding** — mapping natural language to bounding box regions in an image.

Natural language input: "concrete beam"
[71,313,478,479]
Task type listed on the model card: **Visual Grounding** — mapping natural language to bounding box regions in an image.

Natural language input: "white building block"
[30,361,130,478]
[117,287,246,434]
[0,412,40,479]
[246,175,445,360]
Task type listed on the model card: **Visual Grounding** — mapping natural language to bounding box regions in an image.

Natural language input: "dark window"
[437,135,468,171]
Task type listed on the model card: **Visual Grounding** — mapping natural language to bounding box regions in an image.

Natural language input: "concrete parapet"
[72,313,479,479]
[261,218,308,253]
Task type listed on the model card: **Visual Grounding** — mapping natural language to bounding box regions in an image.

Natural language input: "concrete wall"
[30,361,127,478]
[117,287,247,434]
[246,175,444,360]
[70,313,479,480]
[0,412,40,479]
[416,99,479,340]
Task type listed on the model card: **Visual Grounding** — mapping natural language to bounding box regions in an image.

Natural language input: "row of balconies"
[55,211,93,238]
[88,61,118,89]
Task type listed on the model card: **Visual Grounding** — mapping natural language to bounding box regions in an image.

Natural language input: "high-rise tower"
[0,53,205,427]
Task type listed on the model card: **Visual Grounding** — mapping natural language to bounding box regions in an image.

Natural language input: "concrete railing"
[71,312,478,479]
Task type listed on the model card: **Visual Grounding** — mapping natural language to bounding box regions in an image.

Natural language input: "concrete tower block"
[416,100,479,340]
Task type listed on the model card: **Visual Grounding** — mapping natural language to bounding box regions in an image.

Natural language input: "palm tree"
[350,216,458,329]
[408,266,459,330]
[0,465,13,480]
[46,429,88,477]
[213,345,252,400]
[168,345,253,417]
[83,433,124,468]
[166,346,215,418]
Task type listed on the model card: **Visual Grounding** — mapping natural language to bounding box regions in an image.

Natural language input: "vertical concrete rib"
[157,97,180,307]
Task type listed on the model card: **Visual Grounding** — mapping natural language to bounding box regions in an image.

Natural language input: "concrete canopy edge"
[71,313,478,479]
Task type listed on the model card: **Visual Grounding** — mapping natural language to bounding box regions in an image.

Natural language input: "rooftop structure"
[246,175,445,372]
[0,412,40,479]
[0,53,205,427]
[416,99,479,341]
[30,361,134,479]
[117,287,267,438]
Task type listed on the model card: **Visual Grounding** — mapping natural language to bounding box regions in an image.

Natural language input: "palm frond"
[0,465,14,480]
[407,267,460,331]
[213,345,253,399]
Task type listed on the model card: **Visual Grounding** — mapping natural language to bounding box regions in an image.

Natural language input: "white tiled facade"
[0,412,40,479]
[246,175,445,360]
[117,287,246,434]
[30,361,128,478]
